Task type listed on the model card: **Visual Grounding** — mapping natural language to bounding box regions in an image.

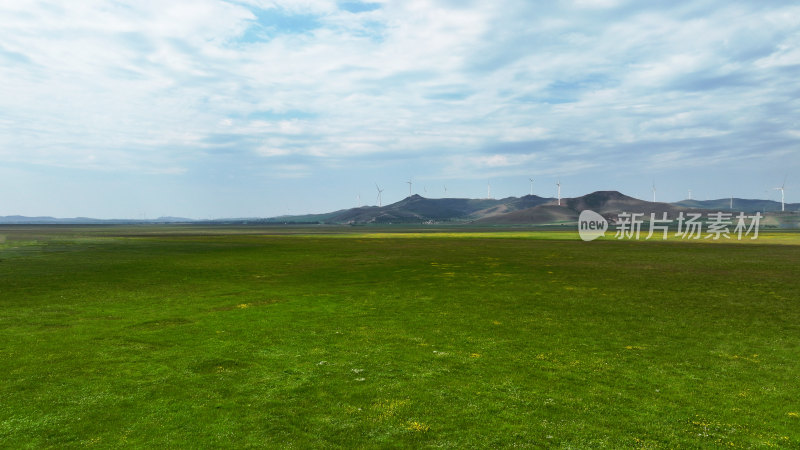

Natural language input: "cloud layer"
[1,0,798,216]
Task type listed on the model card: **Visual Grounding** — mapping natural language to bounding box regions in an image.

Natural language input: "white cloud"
[571,0,625,9]
[0,1,799,216]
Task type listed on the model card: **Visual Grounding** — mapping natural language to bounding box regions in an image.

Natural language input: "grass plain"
[1,225,799,448]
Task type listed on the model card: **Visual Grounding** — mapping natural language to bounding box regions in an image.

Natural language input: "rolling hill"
[674,198,798,213]
[263,194,553,224]
[0,215,194,225]
[474,191,700,225]
[2,192,796,226]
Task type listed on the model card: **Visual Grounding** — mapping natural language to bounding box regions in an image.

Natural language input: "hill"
[2,192,795,226]
[263,194,553,224]
[477,191,704,225]
[673,198,798,213]
[474,204,579,224]
[0,215,194,225]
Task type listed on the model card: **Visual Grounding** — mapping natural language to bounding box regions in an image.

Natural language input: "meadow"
[1,225,799,447]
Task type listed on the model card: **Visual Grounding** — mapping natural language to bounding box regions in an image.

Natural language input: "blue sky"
[1,0,798,219]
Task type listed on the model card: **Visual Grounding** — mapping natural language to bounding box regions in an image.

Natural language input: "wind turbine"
[487,181,492,199]
[557,179,562,206]
[652,182,656,203]
[688,189,692,200]
[375,184,384,207]
[775,176,786,212]
[529,177,534,196]
[443,185,447,196]
[730,196,733,210]
[406,180,412,196]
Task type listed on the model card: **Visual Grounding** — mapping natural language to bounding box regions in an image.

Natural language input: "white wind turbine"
[443,185,447,196]
[688,189,692,200]
[775,176,786,212]
[652,182,656,203]
[375,184,384,207]
[487,181,492,199]
[556,179,562,206]
[406,180,412,196]
[529,177,534,196]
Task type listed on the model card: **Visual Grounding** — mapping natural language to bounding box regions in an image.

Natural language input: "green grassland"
[1,226,799,447]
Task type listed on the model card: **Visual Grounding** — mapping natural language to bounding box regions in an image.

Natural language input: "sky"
[1,0,799,219]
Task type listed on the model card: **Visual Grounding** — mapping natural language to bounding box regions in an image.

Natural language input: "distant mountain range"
[473,191,688,225]
[264,194,552,224]
[262,191,798,225]
[673,198,794,213]
[0,216,194,225]
[1,192,797,225]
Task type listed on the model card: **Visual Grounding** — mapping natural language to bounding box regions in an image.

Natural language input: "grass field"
[1,226,799,447]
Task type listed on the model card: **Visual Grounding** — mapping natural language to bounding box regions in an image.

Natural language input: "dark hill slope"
[275,194,555,224]
[478,191,705,224]
[673,198,798,213]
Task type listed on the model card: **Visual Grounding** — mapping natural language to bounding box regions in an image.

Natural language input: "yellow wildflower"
[407,421,430,432]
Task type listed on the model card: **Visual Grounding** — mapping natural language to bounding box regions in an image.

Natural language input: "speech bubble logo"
[578,210,608,241]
